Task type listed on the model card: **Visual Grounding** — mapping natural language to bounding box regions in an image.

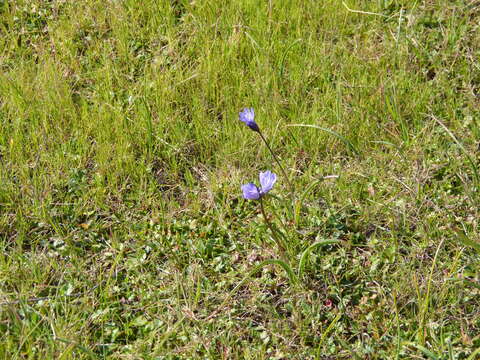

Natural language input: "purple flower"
[239,108,260,132]
[241,183,261,200]
[242,171,277,200]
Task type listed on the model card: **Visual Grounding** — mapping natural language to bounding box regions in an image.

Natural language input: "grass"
[1,0,480,358]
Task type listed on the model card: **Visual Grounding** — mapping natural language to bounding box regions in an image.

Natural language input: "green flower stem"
[258,131,294,196]
[258,130,301,227]
[260,197,286,258]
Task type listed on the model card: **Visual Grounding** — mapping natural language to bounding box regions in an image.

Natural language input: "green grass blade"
[286,124,360,155]
[294,179,322,225]
[335,335,363,360]
[467,347,480,360]
[256,259,298,285]
[298,239,341,278]
[54,338,97,359]
[370,140,403,153]
[431,115,479,186]
[456,233,480,253]
[446,278,480,290]
[448,340,454,360]
[316,312,342,355]
[419,239,444,345]
[231,259,298,292]
[403,342,439,360]
[278,39,303,80]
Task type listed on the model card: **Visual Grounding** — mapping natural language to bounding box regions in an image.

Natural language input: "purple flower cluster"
[241,170,277,200]
[239,107,277,200]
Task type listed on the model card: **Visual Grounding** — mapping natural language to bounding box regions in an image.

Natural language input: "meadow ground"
[1,0,480,358]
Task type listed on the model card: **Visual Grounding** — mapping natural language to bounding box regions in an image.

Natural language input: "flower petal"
[259,171,276,194]
[239,108,260,132]
[239,108,254,123]
[241,183,261,200]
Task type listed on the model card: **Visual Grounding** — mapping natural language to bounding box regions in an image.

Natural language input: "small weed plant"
[238,107,340,286]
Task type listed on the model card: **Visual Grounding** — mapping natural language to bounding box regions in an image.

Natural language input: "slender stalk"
[258,131,294,195]
[259,197,286,257]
